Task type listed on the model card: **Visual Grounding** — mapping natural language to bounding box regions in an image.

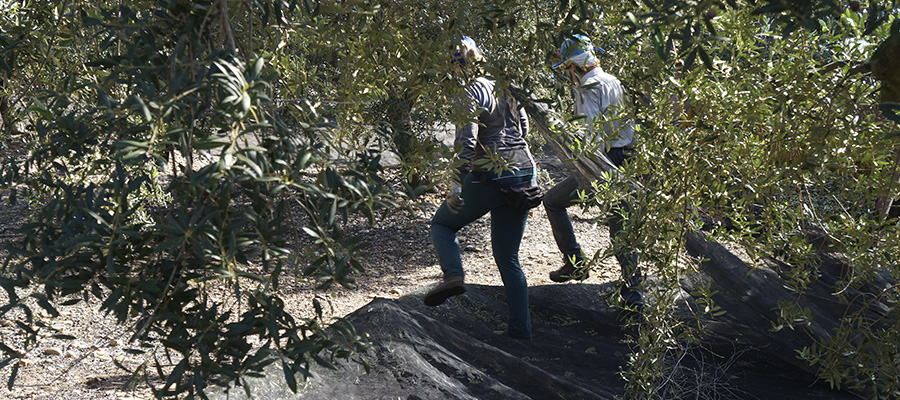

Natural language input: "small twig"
[131,256,182,342]
[877,148,900,222]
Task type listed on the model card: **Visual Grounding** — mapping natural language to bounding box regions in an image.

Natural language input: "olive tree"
[0,0,402,397]
[0,0,563,397]
[524,1,900,398]
[2,0,900,398]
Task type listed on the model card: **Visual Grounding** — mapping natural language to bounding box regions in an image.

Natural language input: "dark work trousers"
[542,148,641,288]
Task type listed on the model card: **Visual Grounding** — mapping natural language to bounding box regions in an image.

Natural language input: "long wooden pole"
[509,86,641,193]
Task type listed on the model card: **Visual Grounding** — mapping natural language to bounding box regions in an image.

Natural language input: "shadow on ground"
[208,282,857,400]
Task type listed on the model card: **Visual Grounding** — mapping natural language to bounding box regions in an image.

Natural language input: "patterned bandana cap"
[552,34,606,69]
[452,36,479,66]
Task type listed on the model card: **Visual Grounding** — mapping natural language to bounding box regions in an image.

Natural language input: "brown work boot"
[549,256,589,282]
[423,275,466,306]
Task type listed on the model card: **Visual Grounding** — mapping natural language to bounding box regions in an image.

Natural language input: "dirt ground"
[0,152,626,399]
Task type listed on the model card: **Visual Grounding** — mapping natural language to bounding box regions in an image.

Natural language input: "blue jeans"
[431,168,534,338]
[543,149,641,288]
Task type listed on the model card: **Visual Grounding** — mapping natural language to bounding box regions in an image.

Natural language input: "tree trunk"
[384,90,431,189]
[0,77,9,133]
[871,25,900,221]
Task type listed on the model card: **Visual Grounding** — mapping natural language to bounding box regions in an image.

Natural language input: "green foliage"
[605,2,900,398]
[1,0,899,398]
[1,0,396,397]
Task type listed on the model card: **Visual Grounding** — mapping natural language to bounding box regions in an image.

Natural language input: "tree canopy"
[0,0,898,398]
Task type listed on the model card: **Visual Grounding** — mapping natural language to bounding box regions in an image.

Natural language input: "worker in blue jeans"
[423,36,538,340]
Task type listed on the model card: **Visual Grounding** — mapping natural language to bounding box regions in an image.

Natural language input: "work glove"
[446,185,465,214]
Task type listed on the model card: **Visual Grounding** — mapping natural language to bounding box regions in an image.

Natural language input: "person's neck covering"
[566,51,597,68]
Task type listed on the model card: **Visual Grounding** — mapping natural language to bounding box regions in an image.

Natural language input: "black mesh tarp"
[209,281,858,400]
